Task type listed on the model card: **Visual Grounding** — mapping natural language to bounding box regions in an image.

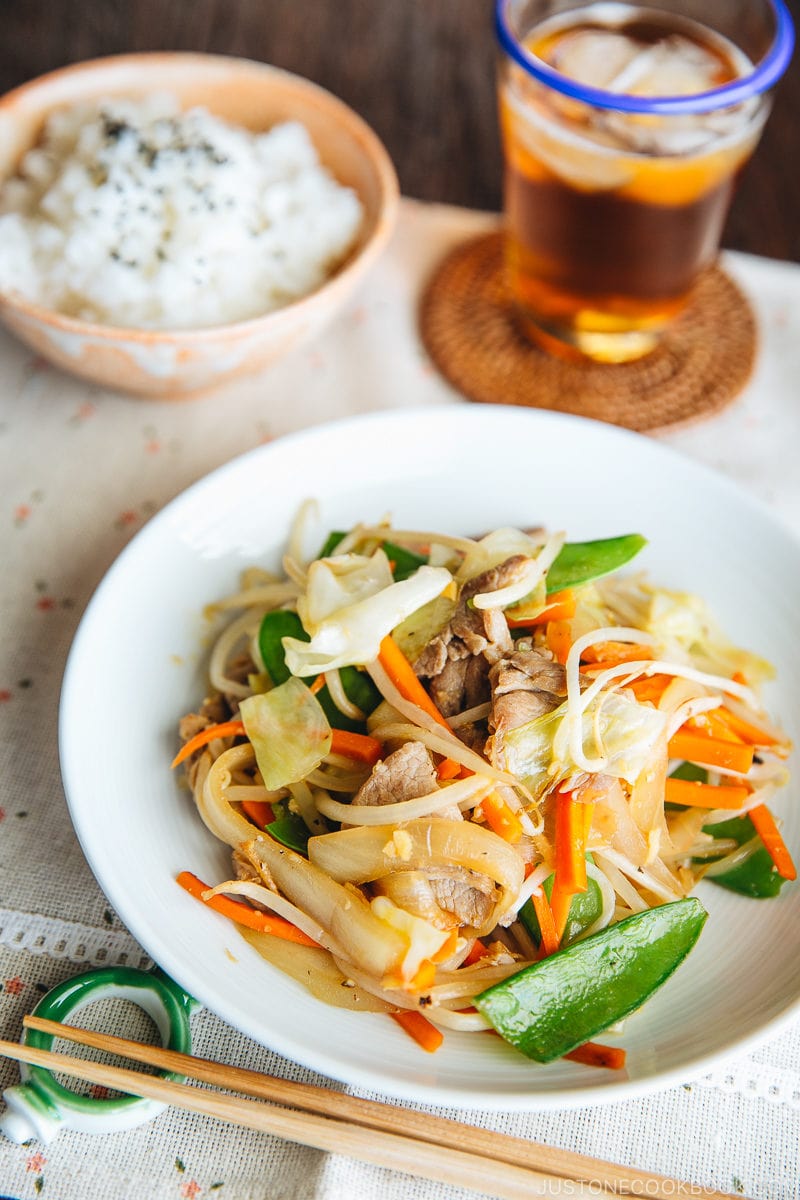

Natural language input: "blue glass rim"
[495,0,795,114]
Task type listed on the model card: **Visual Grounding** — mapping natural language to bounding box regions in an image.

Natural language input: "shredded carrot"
[390,1010,444,1053]
[407,960,437,992]
[555,791,587,894]
[549,790,587,943]
[625,674,673,704]
[329,728,383,766]
[548,883,573,945]
[581,641,655,666]
[691,710,742,744]
[545,620,572,665]
[748,805,797,880]
[531,888,560,957]
[309,674,326,695]
[171,720,246,768]
[378,635,449,728]
[240,799,275,828]
[664,778,749,810]
[430,930,459,964]
[176,871,320,947]
[463,939,490,966]
[378,634,460,776]
[668,729,754,775]
[565,1042,627,1070]
[436,757,462,781]
[711,707,781,748]
[482,791,524,844]
[507,590,576,628]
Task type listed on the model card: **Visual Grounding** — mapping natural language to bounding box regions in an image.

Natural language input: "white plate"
[59,405,800,1109]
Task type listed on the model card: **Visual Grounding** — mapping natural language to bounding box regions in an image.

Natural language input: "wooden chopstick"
[24,1015,641,1193]
[6,1018,744,1200]
[0,1035,590,1199]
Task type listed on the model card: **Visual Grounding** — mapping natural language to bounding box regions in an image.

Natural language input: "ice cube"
[550,30,644,90]
[622,36,725,97]
[549,28,729,98]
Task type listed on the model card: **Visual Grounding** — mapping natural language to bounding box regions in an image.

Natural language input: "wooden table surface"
[2,0,798,262]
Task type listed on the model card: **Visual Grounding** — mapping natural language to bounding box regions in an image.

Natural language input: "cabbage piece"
[240,677,331,790]
[284,559,452,676]
[598,577,774,686]
[502,691,669,797]
[391,593,456,662]
[299,549,394,632]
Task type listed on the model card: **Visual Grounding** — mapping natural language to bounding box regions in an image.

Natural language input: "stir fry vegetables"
[174,510,794,1067]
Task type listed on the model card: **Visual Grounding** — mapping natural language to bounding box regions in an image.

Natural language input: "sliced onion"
[308,818,524,936]
[240,928,393,1013]
[425,1008,492,1032]
[198,745,263,847]
[315,775,493,826]
[246,835,409,979]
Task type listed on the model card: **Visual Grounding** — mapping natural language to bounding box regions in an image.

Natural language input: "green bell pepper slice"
[475,898,706,1062]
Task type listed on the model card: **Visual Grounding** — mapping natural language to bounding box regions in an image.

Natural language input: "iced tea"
[498,3,773,361]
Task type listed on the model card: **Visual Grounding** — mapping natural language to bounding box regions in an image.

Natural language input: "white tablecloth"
[1,199,799,1200]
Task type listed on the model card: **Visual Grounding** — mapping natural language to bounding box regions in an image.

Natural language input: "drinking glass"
[495,0,795,362]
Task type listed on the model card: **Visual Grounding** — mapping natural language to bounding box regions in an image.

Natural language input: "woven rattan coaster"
[420,232,757,434]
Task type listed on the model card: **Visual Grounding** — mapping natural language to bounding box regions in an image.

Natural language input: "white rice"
[0,94,364,330]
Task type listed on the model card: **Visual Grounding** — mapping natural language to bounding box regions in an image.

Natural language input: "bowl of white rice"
[0,53,398,398]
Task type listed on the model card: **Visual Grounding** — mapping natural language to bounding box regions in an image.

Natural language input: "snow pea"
[475,898,706,1062]
[701,815,788,899]
[257,611,381,733]
[265,799,312,856]
[668,764,788,898]
[381,540,428,582]
[519,862,602,948]
[318,530,347,558]
[546,534,647,594]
